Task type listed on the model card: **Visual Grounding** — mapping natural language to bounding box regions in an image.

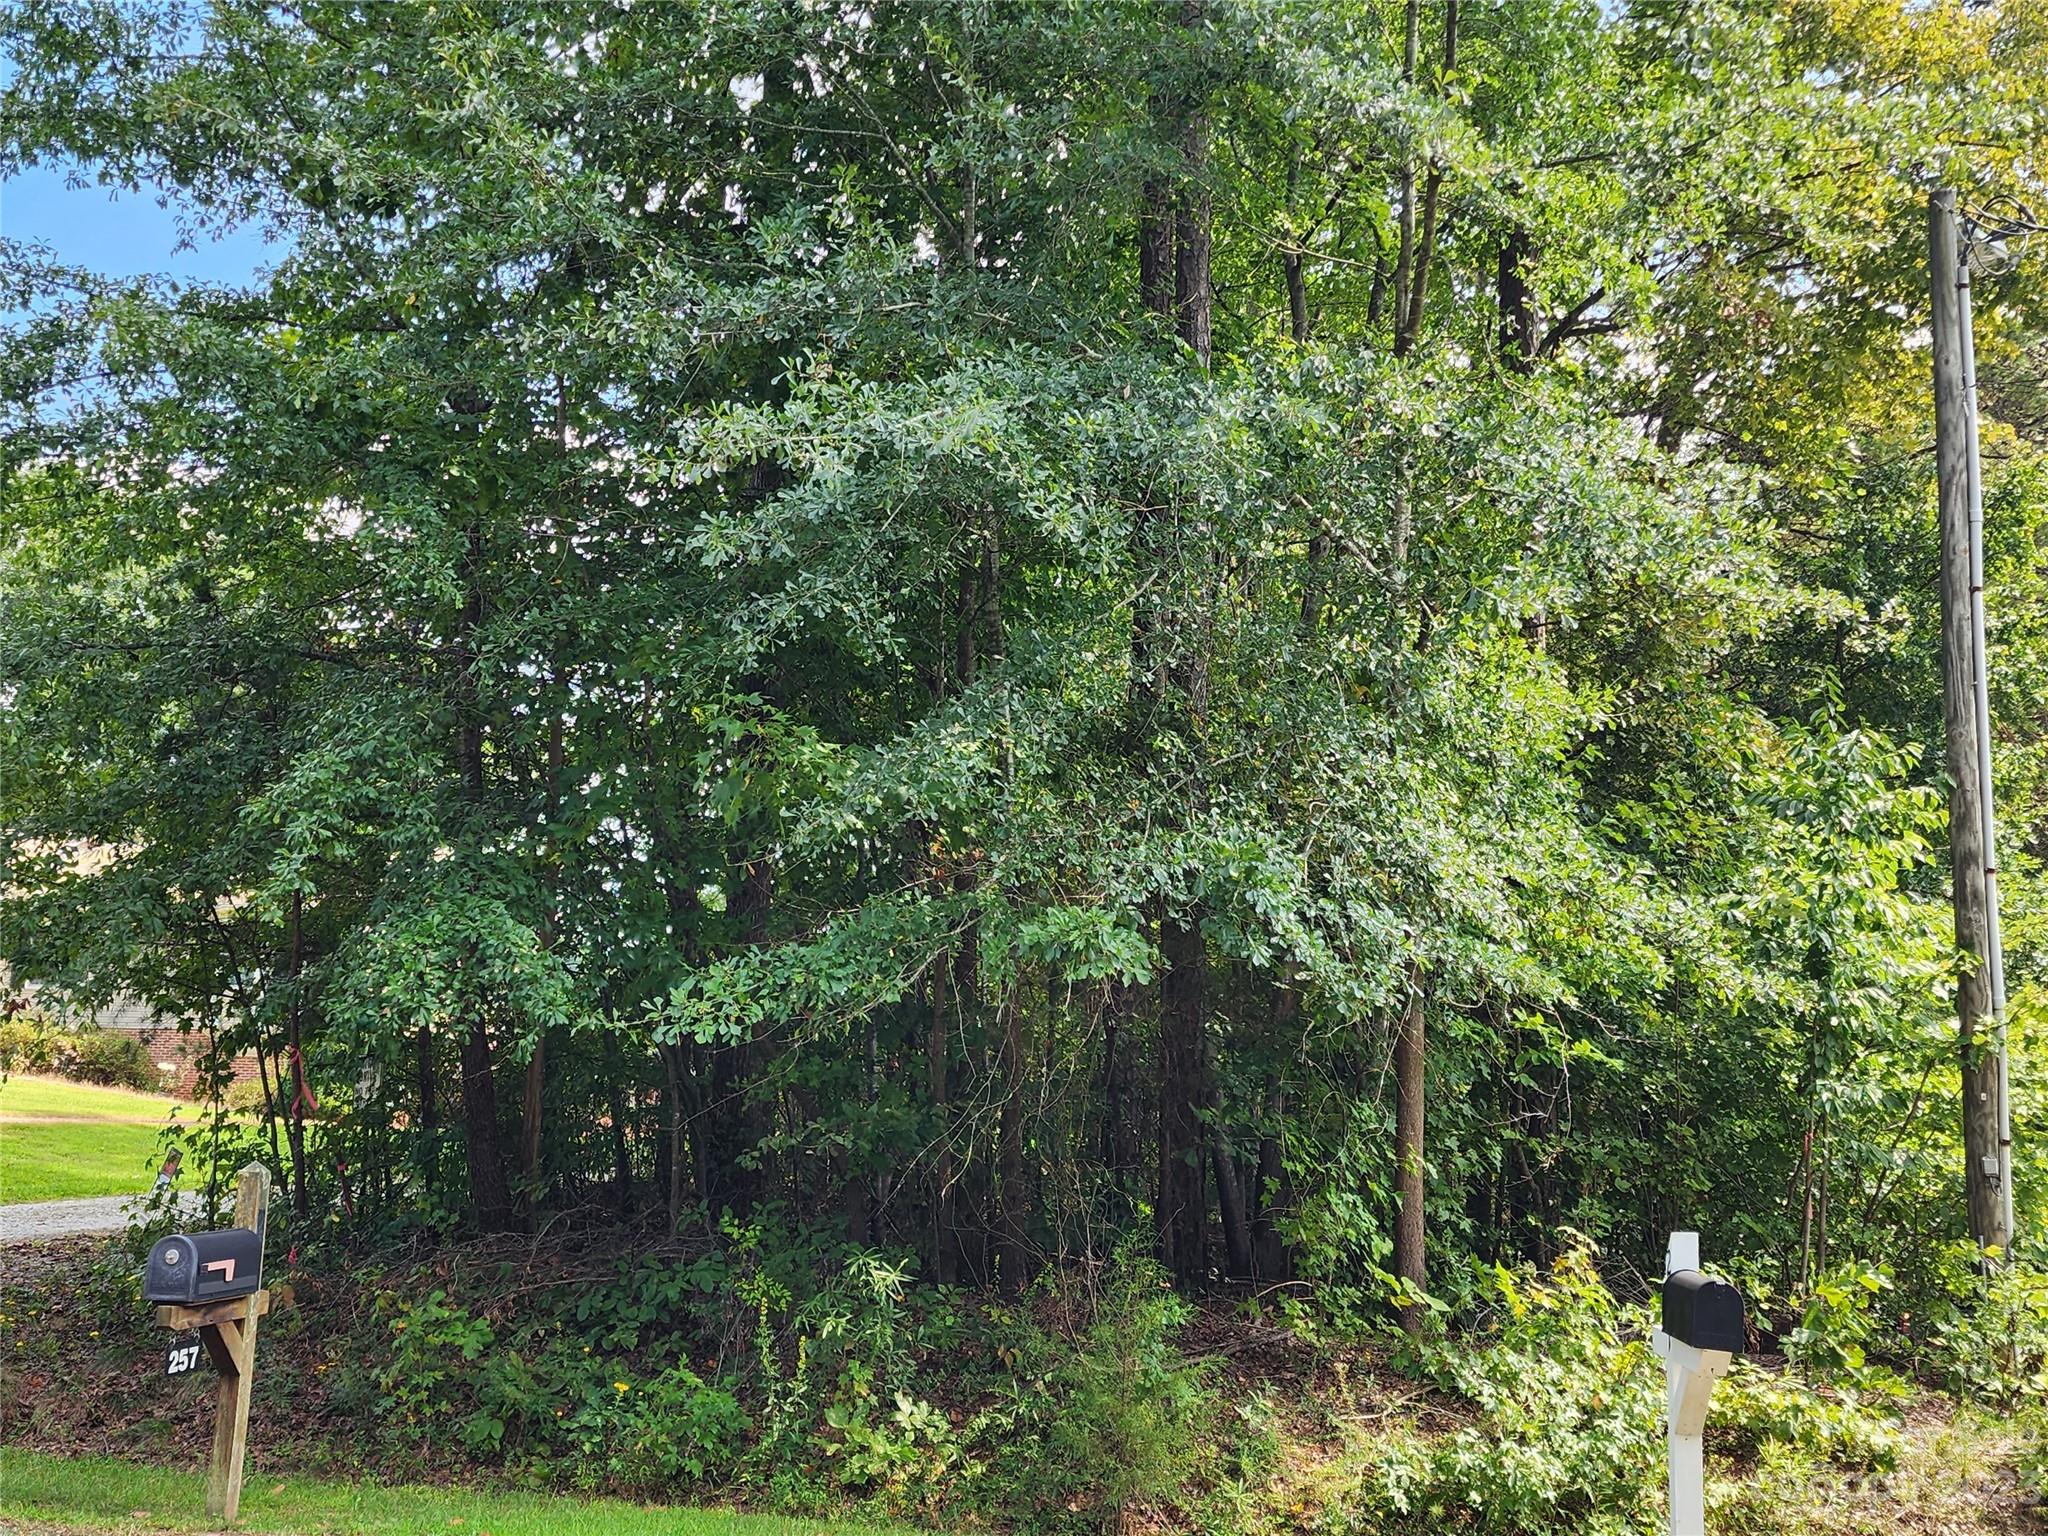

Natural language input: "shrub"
[1358,1240,1911,1536]
[0,1012,68,1074]
[0,1013,162,1091]
[1782,1261,1904,1393]
[563,1360,751,1491]
[1919,1254,2048,1406]
[1037,1240,1208,1531]
[1366,1238,1664,1536]
[224,1076,272,1114]
[62,1027,158,1090]
[1714,1363,1901,1472]
[2015,1403,2048,1505]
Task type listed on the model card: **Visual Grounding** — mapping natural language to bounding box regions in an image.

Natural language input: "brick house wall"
[6,975,261,1100]
[93,996,262,1100]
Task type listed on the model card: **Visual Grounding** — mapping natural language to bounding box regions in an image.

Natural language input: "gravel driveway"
[0,1191,199,1244]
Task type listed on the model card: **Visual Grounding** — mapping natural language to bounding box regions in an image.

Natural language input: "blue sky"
[1,164,281,289]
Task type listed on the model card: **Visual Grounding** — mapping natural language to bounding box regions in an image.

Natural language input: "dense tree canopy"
[2,0,2045,1325]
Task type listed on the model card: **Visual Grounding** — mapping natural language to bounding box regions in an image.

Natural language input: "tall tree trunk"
[1391,0,1420,350]
[519,1034,545,1215]
[1393,982,1427,1334]
[1283,155,1311,348]
[929,960,958,1283]
[1157,909,1209,1285]
[1151,2,1221,1289]
[459,1007,513,1231]
[285,890,309,1219]
[519,711,563,1223]
[1252,983,1299,1281]
[1174,116,1212,365]
[1497,226,1536,372]
[253,1027,284,1174]
[847,1013,875,1246]
[606,1037,633,1215]
[1394,0,1458,357]
[996,987,1029,1293]
[934,537,992,1282]
[1101,979,1144,1213]
[661,1042,689,1234]
[1205,1033,1254,1280]
[415,1025,436,1195]
[456,519,514,1233]
[705,853,773,1220]
[1252,1082,1292,1280]
[1140,176,1175,319]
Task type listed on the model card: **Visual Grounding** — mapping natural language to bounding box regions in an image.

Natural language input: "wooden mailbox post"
[150,1162,271,1524]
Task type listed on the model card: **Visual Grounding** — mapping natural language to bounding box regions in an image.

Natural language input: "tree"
[2,0,2043,1318]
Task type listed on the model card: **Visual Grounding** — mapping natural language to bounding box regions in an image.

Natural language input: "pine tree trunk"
[415,1025,437,1195]
[929,961,958,1283]
[456,517,514,1233]
[1206,1037,1254,1280]
[1252,983,1299,1280]
[519,710,565,1222]
[1393,984,1427,1334]
[459,1006,513,1231]
[606,1042,632,1215]
[1150,2,1220,1290]
[997,988,1029,1293]
[1157,909,1209,1285]
[1101,979,1143,1214]
[661,1042,688,1233]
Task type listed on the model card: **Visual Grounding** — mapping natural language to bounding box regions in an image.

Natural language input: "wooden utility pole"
[1929,189,2010,1260]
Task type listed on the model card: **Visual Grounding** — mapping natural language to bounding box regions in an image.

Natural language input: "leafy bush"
[0,1011,67,1074]
[1367,1239,1663,1536]
[1713,1363,1901,1472]
[1357,1241,1912,1535]
[2015,1403,2048,1505]
[1036,1241,1208,1531]
[376,1287,497,1436]
[743,1249,967,1507]
[62,1026,158,1090]
[563,1360,750,1490]
[1782,1262,1905,1394]
[371,1277,752,1496]
[1918,1253,2048,1406]
[1,1013,161,1091]
[223,1076,271,1114]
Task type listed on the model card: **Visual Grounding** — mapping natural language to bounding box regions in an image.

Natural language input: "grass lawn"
[0,1449,910,1536]
[0,1074,191,1204]
[0,1074,189,1123]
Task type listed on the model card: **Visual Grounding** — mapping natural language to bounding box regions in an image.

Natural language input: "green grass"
[0,1074,191,1203]
[0,1449,909,1536]
[0,1073,187,1122]
[0,1116,172,1202]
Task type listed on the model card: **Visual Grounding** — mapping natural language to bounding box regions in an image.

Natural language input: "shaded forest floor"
[0,1233,2041,1535]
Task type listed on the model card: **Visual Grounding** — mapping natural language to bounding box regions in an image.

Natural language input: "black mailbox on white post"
[144,1228,265,1305]
[1660,1269,1746,1354]
[1653,1234,1745,1536]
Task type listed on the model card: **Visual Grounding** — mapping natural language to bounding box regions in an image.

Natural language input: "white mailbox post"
[1649,1231,1744,1536]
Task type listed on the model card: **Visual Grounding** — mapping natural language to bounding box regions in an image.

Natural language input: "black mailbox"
[1661,1269,1746,1353]
[144,1227,264,1305]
